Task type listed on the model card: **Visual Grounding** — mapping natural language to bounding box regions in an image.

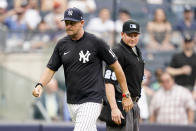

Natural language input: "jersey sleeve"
[47,43,62,71]
[104,65,118,85]
[96,39,117,65]
[169,54,178,68]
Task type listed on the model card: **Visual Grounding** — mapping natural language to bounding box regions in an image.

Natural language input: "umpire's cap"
[184,34,193,43]
[122,19,140,34]
[61,7,84,22]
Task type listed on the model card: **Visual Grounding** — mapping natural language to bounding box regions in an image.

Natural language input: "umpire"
[32,7,132,131]
[104,19,144,131]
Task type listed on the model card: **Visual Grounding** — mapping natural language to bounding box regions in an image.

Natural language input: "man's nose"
[130,37,135,40]
[66,24,72,28]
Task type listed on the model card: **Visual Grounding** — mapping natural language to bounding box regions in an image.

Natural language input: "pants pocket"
[133,103,140,119]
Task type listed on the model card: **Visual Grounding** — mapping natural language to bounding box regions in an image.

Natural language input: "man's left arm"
[149,112,156,123]
[187,108,194,124]
[109,61,133,112]
[185,88,196,124]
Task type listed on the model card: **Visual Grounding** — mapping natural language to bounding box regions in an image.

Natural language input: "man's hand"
[111,108,124,125]
[32,85,43,97]
[182,65,192,75]
[122,97,133,112]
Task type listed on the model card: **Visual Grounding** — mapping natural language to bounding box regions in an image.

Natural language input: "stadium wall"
[0,123,196,131]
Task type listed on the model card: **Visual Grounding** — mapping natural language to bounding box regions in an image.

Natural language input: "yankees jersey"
[104,40,144,99]
[47,32,117,104]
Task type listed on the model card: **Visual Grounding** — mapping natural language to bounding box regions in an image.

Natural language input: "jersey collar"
[120,39,141,56]
[68,31,86,42]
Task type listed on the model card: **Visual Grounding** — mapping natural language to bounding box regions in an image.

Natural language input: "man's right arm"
[32,67,55,97]
[109,61,133,112]
[187,108,194,124]
[149,112,156,123]
[193,81,196,100]
[149,95,157,123]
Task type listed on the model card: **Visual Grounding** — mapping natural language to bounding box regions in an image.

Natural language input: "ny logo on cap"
[68,10,73,16]
[130,24,136,29]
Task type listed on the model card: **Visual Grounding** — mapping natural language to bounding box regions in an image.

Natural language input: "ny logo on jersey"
[79,50,91,63]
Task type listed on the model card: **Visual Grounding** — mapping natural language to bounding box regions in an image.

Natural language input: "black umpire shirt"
[47,32,117,104]
[104,40,144,99]
[169,52,196,90]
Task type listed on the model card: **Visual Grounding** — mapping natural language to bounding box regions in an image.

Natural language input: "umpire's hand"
[111,108,125,125]
[32,85,43,97]
[122,97,133,112]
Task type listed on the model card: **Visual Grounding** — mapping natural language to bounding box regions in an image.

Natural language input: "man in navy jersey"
[32,7,132,131]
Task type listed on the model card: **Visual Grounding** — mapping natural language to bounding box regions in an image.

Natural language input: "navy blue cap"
[61,7,84,22]
[122,19,140,34]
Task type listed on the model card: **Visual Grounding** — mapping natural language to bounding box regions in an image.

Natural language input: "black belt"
[132,96,140,103]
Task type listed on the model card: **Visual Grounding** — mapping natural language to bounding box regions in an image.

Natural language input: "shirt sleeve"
[96,39,117,65]
[183,88,196,111]
[104,65,118,85]
[47,43,62,71]
[169,55,177,68]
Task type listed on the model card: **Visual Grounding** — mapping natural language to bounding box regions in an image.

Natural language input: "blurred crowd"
[0,0,196,125]
[1,0,195,52]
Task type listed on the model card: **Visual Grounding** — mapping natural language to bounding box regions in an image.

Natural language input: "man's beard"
[67,30,76,37]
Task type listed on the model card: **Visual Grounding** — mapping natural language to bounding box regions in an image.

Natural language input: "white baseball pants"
[67,102,102,131]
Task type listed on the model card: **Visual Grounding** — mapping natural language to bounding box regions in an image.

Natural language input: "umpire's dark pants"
[106,102,140,131]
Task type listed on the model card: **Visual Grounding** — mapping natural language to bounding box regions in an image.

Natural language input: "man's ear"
[81,20,85,25]
[121,32,124,37]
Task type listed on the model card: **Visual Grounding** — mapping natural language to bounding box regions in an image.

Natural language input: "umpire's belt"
[132,96,140,103]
